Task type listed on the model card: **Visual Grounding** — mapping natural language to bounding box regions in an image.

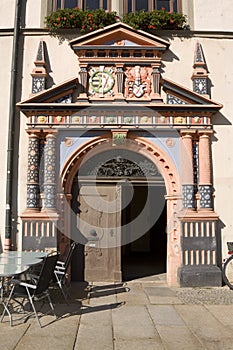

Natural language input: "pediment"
[18,77,78,104]
[161,78,222,107]
[69,22,169,50]
[18,21,222,129]
[18,74,221,110]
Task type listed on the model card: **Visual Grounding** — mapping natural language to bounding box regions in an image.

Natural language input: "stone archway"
[60,133,182,286]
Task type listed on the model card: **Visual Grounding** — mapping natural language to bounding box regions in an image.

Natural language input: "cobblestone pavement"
[1,276,233,350]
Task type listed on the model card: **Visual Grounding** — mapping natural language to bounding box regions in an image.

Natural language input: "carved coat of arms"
[125,65,151,98]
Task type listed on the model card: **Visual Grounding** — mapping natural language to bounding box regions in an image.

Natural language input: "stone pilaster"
[198,131,213,210]
[115,64,124,100]
[43,132,57,210]
[78,64,88,100]
[180,131,196,209]
[26,132,40,210]
[151,64,162,102]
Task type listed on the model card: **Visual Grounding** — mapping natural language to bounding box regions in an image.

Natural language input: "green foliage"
[45,8,187,35]
[122,9,187,30]
[45,8,118,34]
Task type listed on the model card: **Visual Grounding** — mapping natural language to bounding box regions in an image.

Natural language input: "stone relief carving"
[125,65,151,98]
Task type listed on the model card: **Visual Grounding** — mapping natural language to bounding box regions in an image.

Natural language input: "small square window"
[124,1,180,14]
[53,0,110,10]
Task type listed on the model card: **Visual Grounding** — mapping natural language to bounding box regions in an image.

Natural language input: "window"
[124,0,181,13]
[52,0,110,11]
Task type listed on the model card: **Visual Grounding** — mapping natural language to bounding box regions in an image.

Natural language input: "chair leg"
[1,285,15,326]
[54,272,69,303]
[46,292,57,318]
[26,287,42,328]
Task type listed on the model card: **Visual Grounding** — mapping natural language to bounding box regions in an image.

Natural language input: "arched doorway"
[61,134,181,285]
[69,148,167,282]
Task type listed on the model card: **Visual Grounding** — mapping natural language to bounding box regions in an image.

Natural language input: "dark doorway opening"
[121,185,167,281]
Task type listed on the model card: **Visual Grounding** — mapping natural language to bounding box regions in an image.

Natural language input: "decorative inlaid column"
[180,131,195,209]
[115,64,124,100]
[151,64,162,101]
[198,131,213,210]
[43,132,57,210]
[78,64,88,100]
[26,132,40,210]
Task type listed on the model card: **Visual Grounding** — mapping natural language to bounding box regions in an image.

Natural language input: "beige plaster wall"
[0,0,15,28]
[25,0,42,28]
[193,0,233,31]
[0,36,12,249]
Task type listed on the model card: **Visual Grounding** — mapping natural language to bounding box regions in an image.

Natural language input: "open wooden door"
[77,182,122,282]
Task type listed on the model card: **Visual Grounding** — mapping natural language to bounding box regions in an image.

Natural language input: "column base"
[178,265,222,287]
[4,238,13,251]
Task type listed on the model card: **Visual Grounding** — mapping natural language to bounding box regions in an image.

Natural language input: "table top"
[0,264,29,277]
[0,251,47,259]
[0,251,47,277]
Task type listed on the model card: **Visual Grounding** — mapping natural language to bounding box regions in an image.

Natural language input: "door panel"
[77,183,122,282]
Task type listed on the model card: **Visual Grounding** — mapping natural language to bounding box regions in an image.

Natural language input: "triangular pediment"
[18,77,78,104]
[18,74,221,110]
[69,22,169,50]
[161,78,222,107]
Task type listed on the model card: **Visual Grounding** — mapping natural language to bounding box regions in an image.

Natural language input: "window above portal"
[52,0,181,13]
[52,0,110,11]
[125,0,180,13]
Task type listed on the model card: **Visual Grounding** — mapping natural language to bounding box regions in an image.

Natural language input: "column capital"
[26,130,41,137]
[197,130,213,136]
[180,130,196,137]
[45,131,58,139]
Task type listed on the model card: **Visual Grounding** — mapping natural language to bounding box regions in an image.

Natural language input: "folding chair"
[53,241,78,302]
[2,253,59,327]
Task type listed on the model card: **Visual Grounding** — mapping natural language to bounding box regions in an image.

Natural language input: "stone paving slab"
[74,308,113,350]
[147,305,204,349]
[112,305,158,340]
[114,338,164,350]
[116,283,149,305]
[175,304,233,349]
[205,304,233,328]
[4,303,81,350]
[1,281,233,350]
[0,323,30,350]
[144,287,183,305]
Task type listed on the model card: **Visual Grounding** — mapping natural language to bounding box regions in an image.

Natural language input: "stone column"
[115,64,124,100]
[151,64,163,102]
[180,131,195,209]
[26,132,40,210]
[43,132,57,211]
[78,64,88,100]
[198,131,213,210]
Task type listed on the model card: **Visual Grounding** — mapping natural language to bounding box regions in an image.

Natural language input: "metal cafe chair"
[2,253,59,327]
[53,241,78,302]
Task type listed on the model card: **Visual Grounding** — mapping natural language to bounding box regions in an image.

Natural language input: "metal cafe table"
[0,251,46,326]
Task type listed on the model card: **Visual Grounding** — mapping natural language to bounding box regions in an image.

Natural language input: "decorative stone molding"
[198,131,213,210]
[31,40,48,94]
[26,132,40,209]
[111,129,128,146]
[191,42,209,97]
[115,64,125,99]
[180,131,196,209]
[43,133,57,210]
[78,64,88,100]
